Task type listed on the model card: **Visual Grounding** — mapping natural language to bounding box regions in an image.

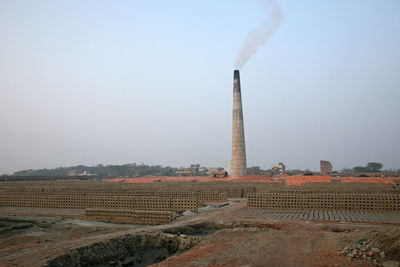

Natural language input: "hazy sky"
[1,0,399,174]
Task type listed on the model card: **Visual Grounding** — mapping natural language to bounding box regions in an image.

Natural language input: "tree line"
[8,163,178,178]
[340,162,390,173]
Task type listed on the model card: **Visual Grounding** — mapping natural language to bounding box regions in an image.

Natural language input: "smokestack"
[231,70,247,178]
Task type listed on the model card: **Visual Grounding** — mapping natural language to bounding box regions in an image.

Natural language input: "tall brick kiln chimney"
[231,70,247,178]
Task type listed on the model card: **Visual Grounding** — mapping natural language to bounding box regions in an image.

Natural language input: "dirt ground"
[0,201,399,267]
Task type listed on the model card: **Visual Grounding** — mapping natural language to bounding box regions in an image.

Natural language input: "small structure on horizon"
[176,169,194,177]
[212,170,228,178]
[272,162,286,175]
[208,167,224,176]
[320,160,333,176]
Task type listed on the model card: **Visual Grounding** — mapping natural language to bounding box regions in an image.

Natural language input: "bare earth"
[0,201,399,267]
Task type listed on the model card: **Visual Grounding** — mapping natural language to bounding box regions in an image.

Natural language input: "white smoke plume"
[234,0,283,69]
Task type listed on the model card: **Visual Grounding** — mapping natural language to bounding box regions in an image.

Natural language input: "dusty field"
[0,201,399,267]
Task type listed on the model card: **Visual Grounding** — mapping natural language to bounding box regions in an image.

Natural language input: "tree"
[366,162,383,172]
[352,166,368,172]
[341,168,352,173]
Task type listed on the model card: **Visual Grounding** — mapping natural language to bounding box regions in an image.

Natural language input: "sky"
[0,0,399,174]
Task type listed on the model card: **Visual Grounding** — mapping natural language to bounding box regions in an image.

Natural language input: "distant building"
[198,167,208,173]
[78,170,96,176]
[207,167,223,176]
[196,167,208,176]
[68,170,95,177]
[272,162,286,174]
[304,169,313,176]
[320,160,333,176]
[212,171,228,178]
[68,170,78,176]
[176,168,194,177]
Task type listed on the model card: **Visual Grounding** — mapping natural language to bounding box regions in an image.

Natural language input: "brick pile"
[84,209,172,223]
[248,192,400,211]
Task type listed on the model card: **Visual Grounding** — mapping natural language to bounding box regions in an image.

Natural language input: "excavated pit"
[163,221,285,236]
[163,222,221,236]
[321,226,350,233]
[0,217,35,234]
[47,221,285,267]
[47,232,201,267]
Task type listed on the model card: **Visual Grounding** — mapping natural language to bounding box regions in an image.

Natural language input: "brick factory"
[0,70,399,266]
[0,70,399,225]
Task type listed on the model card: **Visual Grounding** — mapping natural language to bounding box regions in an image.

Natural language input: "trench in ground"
[47,221,286,267]
[47,232,201,267]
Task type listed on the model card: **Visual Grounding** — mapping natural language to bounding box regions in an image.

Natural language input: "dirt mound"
[163,223,218,237]
[285,176,331,186]
[373,227,400,260]
[231,175,280,183]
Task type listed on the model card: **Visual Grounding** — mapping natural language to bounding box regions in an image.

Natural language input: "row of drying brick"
[233,208,400,223]
[0,190,227,204]
[3,181,400,200]
[0,187,249,199]
[0,193,199,212]
[248,192,400,211]
[4,182,399,198]
[0,181,257,198]
[84,209,172,223]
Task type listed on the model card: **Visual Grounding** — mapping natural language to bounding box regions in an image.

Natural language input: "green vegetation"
[339,163,400,174]
[351,162,383,173]
[11,163,178,178]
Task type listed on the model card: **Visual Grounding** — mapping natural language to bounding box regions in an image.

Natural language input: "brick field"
[1,178,400,267]
[233,207,400,223]
[0,179,399,224]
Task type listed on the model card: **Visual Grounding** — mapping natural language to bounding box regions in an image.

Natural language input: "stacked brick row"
[197,191,227,202]
[248,192,400,211]
[0,192,197,212]
[295,183,399,192]
[171,198,198,212]
[0,181,260,199]
[2,180,399,192]
[1,181,398,199]
[84,209,172,223]
[158,190,203,207]
[254,183,400,194]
